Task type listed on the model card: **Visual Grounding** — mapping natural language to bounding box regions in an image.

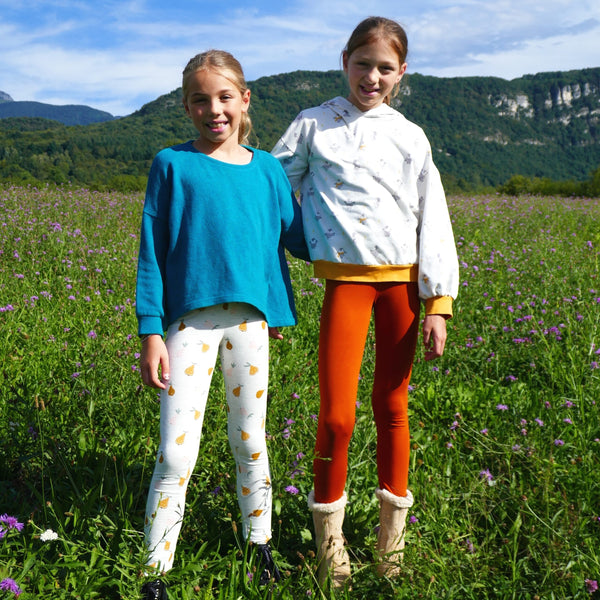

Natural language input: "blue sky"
[1,0,599,116]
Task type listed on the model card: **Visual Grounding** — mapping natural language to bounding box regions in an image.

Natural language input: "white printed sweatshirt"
[272,96,459,316]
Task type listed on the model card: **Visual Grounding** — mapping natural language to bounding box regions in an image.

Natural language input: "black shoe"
[256,543,282,585]
[141,579,168,600]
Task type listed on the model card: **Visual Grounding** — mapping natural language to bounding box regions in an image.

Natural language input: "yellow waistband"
[312,260,419,282]
[312,261,454,317]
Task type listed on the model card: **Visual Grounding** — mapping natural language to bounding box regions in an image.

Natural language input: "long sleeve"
[135,158,170,335]
[280,189,310,262]
[416,143,459,311]
[271,115,311,193]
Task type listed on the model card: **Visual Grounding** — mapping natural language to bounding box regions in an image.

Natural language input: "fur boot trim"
[308,490,347,513]
[375,488,414,509]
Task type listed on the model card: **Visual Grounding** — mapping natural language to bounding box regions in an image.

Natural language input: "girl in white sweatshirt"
[272,16,459,588]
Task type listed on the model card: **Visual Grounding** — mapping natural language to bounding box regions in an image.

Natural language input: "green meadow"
[0,184,599,599]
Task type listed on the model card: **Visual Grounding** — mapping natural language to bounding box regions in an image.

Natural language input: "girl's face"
[343,40,406,112]
[183,68,250,154]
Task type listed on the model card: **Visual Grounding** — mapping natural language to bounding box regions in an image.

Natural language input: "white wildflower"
[40,529,58,542]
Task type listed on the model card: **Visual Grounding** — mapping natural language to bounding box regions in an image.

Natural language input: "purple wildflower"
[0,515,24,531]
[479,469,494,484]
[585,579,598,594]
[0,578,22,596]
[554,439,565,446]
[496,404,508,411]
[285,485,299,495]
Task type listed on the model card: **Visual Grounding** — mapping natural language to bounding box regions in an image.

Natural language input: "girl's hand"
[140,335,170,389]
[422,314,447,361]
[268,327,284,340]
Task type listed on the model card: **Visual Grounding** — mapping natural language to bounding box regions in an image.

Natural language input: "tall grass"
[0,185,598,599]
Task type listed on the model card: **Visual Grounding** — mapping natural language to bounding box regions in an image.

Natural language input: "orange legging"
[313,280,420,503]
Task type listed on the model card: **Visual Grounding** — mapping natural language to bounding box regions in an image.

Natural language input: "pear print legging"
[313,280,420,504]
[144,303,272,573]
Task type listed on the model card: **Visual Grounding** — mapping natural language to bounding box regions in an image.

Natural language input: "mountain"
[0,68,599,192]
[0,94,116,126]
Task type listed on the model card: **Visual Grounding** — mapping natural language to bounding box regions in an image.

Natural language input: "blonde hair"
[343,16,408,105]
[182,49,252,144]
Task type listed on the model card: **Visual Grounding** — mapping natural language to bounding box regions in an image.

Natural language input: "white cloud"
[405,0,600,74]
[426,26,600,80]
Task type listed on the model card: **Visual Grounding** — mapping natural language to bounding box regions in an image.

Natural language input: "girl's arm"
[272,117,312,261]
[140,334,170,389]
[271,115,311,192]
[136,154,171,387]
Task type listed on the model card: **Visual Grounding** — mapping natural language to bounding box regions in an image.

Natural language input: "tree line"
[0,68,599,196]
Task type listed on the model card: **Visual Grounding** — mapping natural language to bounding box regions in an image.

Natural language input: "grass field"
[0,185,599,599]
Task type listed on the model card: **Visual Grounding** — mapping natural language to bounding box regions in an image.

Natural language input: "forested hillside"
[0,99,116,126]
[0,67,599,193]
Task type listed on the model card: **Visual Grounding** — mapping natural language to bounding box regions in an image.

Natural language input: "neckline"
[187,140,254,165]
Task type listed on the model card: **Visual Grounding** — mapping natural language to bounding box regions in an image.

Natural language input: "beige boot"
[375,488,414,577]
[308,490,351,589]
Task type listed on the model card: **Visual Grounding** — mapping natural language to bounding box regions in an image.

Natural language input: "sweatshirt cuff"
[424,296,453,318]
[137,315,164,336]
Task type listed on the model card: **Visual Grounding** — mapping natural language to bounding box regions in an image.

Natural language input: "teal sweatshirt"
[136,141,309,335]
